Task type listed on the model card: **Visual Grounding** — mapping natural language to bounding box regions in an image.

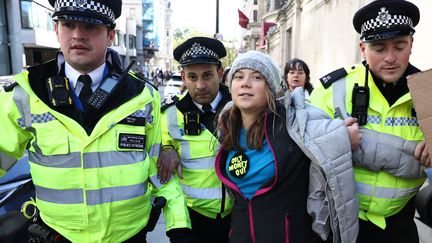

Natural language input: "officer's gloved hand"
[166,228,196,243]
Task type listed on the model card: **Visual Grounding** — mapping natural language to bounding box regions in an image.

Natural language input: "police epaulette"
[161,95,180,112]
[3,81,19,92]
[319,67,348,89]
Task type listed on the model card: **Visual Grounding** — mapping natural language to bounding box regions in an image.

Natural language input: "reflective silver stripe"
[181,184,222,199]
[0,153,18,171]
[385,117,418,126]
[145,83,154,96]
[13,86,32,128]
[166,108,193,157]
[167,108,183,139]
[179,141,192,159]
[149,143,161,158]
[182,157,215,170]
[29,151,81,168]
[86,182,148,205]
[149,175,166,189]
[356,182,421,199]
[145,103,153,122]
[332,77,347,119]
[35,185,84,204]
[332,77,382,125]
[35,183,148,205]
[84,151,146,168]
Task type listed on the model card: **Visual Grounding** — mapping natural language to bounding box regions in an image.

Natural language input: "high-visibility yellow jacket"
[310,64,425,229]
[0,69,190,242]
[161,90,233,219]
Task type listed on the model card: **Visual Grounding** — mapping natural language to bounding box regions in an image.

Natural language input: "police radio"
[87,60,135,109]
[351,64,370,126]
[184,111,201,135]
[46,76,73,107]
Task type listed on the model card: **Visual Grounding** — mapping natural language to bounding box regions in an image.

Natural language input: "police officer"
[0,0,190,242]
[158,37,233,242]
[310,0,431,242]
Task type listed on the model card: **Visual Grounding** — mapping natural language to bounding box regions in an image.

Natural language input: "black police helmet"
[353,0,420,42]
[49,0,122,28]
[173,37,227,67]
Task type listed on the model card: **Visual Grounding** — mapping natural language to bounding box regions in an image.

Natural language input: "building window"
[114,30,120,46]
[20,0,54,31]
[254,0,258,5]
[129,35,136,49]
[20,0,33,28]
[265,0,270,12]
[253,10,258,23]
[115,30,126,47]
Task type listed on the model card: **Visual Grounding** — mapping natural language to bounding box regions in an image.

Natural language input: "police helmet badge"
[75,0,87,7]
[376,7,391,27]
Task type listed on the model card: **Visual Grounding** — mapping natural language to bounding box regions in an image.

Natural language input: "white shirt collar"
[194,92,222,113]
[66,62,106,94]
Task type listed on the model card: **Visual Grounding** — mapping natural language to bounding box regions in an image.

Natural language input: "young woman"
[215,51,361,243]
[277,58,313,99]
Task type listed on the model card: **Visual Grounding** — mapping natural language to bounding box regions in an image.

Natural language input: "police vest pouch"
[46,76,73,107]
[184,111,201,135]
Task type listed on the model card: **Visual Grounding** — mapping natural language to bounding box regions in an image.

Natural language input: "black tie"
[202,104,215,133]
[78,74,92,110]
[202,104,213,114]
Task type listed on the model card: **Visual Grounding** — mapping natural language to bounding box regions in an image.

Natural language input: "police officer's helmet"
[173,37,227,67]
[353,0,420,42]
[48,0,122,28]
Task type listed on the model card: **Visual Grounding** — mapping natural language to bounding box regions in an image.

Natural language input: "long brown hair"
[220,82,277,151]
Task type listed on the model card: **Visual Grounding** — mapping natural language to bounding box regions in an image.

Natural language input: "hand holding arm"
[415,141,432,168]
[344,117,361,151]
[157,147,182,183]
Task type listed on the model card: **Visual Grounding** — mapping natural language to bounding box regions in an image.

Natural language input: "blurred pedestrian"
[277,58,313,99]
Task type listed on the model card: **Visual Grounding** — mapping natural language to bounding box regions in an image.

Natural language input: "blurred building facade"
[239,0,432,85]
[0,0,174,77]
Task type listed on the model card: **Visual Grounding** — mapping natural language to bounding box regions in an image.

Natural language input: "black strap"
[202,104,215,134]
[78,74,92,110]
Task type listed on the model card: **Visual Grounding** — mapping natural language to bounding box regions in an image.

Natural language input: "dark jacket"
[215,102,313,243]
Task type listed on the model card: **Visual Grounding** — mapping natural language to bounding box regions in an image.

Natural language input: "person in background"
[0,0,190,242]
[310,1,431,242]
[158,36,233,243]
[216,50,362,243]
[277,58,313,98]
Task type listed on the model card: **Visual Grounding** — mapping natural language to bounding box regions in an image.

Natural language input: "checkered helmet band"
[361,7,413,34]
[180,42,219,63]
[54,0,115,24]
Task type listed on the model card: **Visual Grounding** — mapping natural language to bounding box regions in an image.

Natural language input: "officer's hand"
[414,141,432,167]
[344,117,361,151]
[157,148,183,183]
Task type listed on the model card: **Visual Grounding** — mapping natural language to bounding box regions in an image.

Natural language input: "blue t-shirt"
[226,128,275,199]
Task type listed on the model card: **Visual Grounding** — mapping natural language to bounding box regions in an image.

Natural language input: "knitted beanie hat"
[227,51,281,97]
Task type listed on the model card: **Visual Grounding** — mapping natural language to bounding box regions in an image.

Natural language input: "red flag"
[238,9,249,29]
[259,22,277,48]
